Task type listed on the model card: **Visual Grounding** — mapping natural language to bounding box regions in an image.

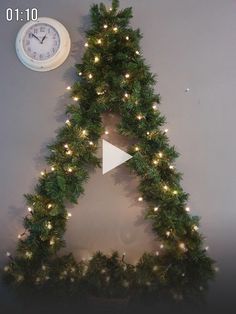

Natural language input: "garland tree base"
[2,0,216,301]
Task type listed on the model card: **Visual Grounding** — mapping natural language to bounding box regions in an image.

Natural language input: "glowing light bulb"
[28,207,32,213]
[18,234,22,239]
[94,56,99,63]
[154,207,159,212]
[113,27,118,32]
[66,86,71,90]
[153,265,158,271]
[88,73,93,79]
[50,239,55,246]
[73,97,79,101]
[146,131,150,135]
[47,204,52,209]
[205,246,209,251]
[152,104,157,110]
[166,231,171,237]
[82,130,87,136]
[25,251,32,258]
[137,115,142,120]
[103,24,108,29]
[160,244,164,249]
[155,251,159,256]
[84,42,89,47]
[67,212,72,218]
[66,150,72,155]
[173,190,178,195]
[163,185,168,191]
[124,92,129,98]
[193,225,199,231]
[185,207,190,212]
[46,222,52,230]
[105,130,109,135]
[89,141,94,146]
[109,7,112,11]
[179,242,186,251]
[138,197,143,202]
[135,50,140,55]
[135,146,139,151]
[42,265,46,271]
[164,129,169,133]
[97,39,102,44]
[153,160,158,165]
[40,171,45,176]
[169,165,174,170]
[158,152,163,158]
[126,36,129,40]
[6,252,11,257]
[64,144,69,149]
[68,168,73,173]
[65,119,71,125]
[125,73,130,78]
[51,166,55,171]
[79,72,82,76]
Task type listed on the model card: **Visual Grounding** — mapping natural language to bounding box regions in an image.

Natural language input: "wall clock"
[15,17,71,72]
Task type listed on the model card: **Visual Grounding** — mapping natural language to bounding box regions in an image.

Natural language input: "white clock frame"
[15,17,71,72]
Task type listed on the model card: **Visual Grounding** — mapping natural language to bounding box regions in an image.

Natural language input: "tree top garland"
[2,0,216,301]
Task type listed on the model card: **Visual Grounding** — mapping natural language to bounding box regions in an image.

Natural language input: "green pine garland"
[2,0,216,300]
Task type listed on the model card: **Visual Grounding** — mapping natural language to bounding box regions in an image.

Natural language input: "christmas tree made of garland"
[3,0,216,300]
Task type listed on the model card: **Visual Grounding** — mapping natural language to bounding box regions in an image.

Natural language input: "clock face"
[22,23,60,61]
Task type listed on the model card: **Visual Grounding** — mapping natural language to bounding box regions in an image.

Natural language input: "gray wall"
[0,0,236,310]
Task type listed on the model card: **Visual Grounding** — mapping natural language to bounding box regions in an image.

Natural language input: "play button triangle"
[102,140,133,174]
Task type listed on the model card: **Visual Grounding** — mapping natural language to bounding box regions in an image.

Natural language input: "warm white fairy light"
[179,242,186,251]
[193,225,199,231]
[125,73,130,78]
[137,115,143,120]
[103,24,108,29]
[73,97,79,101]
[82,129,87,136]
[160,244,164,249]
[146,131,150,135]
[138,197,143,202]
[66,86,71,90]
[185,207,190,212]
[169,165,174,170]
[152,104,157,110]
[153,160,158,165]
[153,265,158,271]
[154,207,159,212]
[65,120,71,126]
[51,166,55,171]
[40,171,45,176]
[84,42,89,47]
[67,212,72,218]
[113,27,118,32]
[135,146,140,151]
[46,222,52,230]
[135,50,140,55]
[164,128,169,133]
[25,251,32,259]
[97,39,102,44]
[94,56,100,63]
[42,265,46,271]
[66,150,72,155]
[155,251,159,256]
[163,185,168,191]
[88,73,93,79]
[105,130,109,135]
[166,231,171,237]
[205,246,209,251]
[50,239,55,246]
[173,190,178,195]
[64,144,69,149]
[126,36,129,40]
[6,252,11,257]
[47,204,52,209]
[124,92,129,98]
[89,141,94,146]
[18,234,22,239]
[68,168,73,173]
[158,152,163,158]
[79,72,82,76]
[28,207,32,213]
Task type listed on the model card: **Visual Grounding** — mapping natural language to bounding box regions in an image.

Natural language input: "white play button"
[102,140,133,174]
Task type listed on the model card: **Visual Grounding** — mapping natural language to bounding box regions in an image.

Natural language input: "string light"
[82,129,87,136]
[135,146,140,151]
[79,72,82,76]
[125,73,130,78]
[73,97,79,101]
[51,166,55,171]
[205,246,209,251]
[164,128,169,133]
[94,56,100,63]
[126,36,129,40]
[42,265,46,271]
[84,42,89,47]
[169,165,174,170]
[155,251,159,256]
[18,234,22,239]
[6,252,11,257]
[89,141,94,146]
[173,190,178,195]
[153,265,158,271]
[137,115,143,120]
[185,207,190,212]
[40,171,45,176]
[166,231,171,237]
[47,204,52,209]
[179,242,186,251]
[66,86,71,90]
[124,92,129,98]
[97,39,102,44]
[88,73,93,79]
[158,152,163,158]
[113,27,118,32]
[50,239,55,246]
[160,244,164,249]
[138,197,143,202]
[66,150,72,155]
[146,131,150,135]
[193,225,199,231]
[28,207,32,213]
[65,119,71,125]
[154,207,159,212]
[152,104,158,110]
[68,168,73,173]
[135,50,140,55]
[103,24,108,29]
[109,7,113,11]
[67,212,72,219]
[64,144,69,149]
[153,160,158,165]
[25,251,32,259]
[105,130,109,135]
[163,185,168,191]
[46,222,52,230]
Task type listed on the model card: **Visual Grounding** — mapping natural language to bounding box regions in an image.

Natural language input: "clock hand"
[41,35,47,44]
[31,33,41,43]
